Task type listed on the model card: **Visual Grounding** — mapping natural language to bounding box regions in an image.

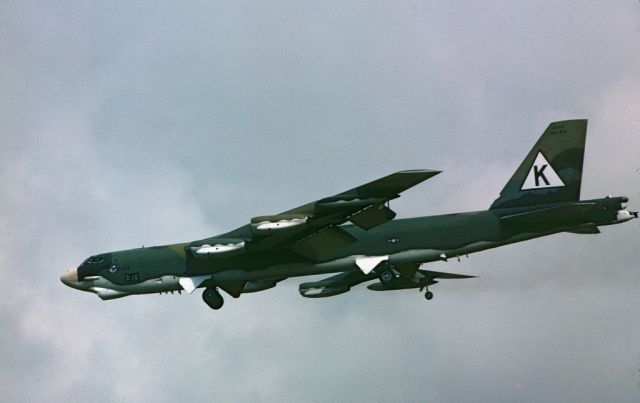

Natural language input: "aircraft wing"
[191,170,440,260]
[299,271,377,298]
[299,268,474,298]
[366,268,475,291]
[248,170,440,258]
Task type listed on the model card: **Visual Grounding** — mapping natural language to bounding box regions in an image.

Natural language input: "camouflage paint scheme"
[60,120,637,310]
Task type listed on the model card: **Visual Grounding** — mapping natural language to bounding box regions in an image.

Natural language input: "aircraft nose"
[60,267,78,287]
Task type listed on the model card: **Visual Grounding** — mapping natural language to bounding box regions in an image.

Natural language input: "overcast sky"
[2,1,640,402]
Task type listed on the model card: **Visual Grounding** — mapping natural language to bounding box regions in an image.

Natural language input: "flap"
[292,226,357,259]
[218,280,246,298]
[349,204,396,230]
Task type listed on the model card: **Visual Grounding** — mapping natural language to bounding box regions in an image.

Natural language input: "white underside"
[355,255,389,274]
[178,275,212,294]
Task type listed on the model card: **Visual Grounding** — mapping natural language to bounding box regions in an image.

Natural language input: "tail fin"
[490,119,587,210]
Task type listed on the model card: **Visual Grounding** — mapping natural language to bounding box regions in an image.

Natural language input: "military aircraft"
[61,120,637,310]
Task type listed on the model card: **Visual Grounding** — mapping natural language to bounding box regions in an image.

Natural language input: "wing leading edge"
[193,170,441,259]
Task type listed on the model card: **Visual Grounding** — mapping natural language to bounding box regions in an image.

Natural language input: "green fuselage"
[66,195,631,299]
[59,120,637,309]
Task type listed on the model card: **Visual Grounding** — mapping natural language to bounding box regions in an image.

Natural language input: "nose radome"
[60,267,78,286]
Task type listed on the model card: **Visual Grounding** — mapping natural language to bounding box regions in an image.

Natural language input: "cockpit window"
[78,255,108,280]
[85,256,104,264]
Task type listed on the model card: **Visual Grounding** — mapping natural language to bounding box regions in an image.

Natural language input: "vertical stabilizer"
[490,120,587,210]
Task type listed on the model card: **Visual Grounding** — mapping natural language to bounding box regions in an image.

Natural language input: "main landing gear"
[420,284,435,301]
[379,264,436,301]
[379,266,397,286]
[202,287,224,310]
[378,263,436,301]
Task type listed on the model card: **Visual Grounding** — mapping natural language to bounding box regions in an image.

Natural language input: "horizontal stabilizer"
[566,225,600,234]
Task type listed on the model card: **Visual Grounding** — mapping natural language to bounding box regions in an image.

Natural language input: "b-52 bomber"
[61,120,637,310]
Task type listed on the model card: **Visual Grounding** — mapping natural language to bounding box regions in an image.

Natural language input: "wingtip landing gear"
[202,287,224,310]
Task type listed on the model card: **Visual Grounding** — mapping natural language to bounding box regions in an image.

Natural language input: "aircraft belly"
[76,275,184,299]
[111,275,183,294]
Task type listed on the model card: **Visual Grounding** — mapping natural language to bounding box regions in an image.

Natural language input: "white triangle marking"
[178,275,211,294]
[521,151,565,190]
[355,255,389,274]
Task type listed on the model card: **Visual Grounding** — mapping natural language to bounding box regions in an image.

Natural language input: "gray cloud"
[1,1,640,402]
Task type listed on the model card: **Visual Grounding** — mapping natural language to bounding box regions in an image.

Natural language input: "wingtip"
[397,169,442,176]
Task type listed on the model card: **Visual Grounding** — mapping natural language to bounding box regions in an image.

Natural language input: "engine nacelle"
[251,217,308,234]
[191,242,245,257]
[316,196,384,210]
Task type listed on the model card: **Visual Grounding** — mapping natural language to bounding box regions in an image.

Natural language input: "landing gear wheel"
[202,287,224,310]
[379,268,396,286]
[424,291,434,300]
